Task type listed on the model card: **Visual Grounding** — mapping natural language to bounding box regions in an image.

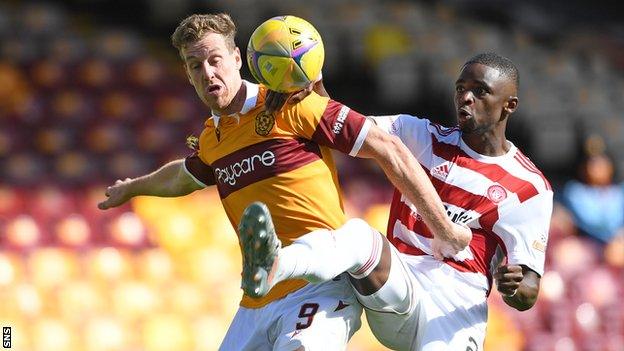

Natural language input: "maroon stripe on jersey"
[392,199,434,238]
[211,138,322,198]
[479,209,500,232]
[431,138,539,203]
[387,190,404,242]
[311,100,367,154]
[515,151,552,191]
[185,153,216,186]
[430,176,498,214]
[389,226,500,288]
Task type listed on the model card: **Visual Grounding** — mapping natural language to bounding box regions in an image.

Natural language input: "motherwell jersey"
[184,81,371,308]
[371,114,553,293]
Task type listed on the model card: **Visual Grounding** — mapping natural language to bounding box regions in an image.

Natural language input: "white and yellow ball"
[247,16,324,93]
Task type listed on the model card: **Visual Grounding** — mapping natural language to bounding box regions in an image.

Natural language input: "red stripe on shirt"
[515,151,552,191]
[431,137,539,202]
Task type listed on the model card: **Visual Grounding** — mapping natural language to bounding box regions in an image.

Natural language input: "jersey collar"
[459,137,517,163]
[211,80,260,128]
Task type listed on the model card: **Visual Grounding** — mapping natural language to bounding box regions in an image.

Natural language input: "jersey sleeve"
[281,92,372,156]
[492,190,553,276]
[183,152,216,188]
[368,114,432,159]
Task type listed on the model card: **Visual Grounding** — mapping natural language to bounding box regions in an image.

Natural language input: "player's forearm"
[127,159,202,198]
[374,135,454,238]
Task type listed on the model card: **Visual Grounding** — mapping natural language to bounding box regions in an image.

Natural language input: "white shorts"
[364,254,489,351]
[219,274,362,351]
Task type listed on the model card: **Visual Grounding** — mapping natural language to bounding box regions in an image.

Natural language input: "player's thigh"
[219,307,272,351]
[272,277,363,351]
[419,321,486,351]
[364,304,421,351]
[417,298,487,351]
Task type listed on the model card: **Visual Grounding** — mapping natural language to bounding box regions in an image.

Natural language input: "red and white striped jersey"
[371,114,553,292]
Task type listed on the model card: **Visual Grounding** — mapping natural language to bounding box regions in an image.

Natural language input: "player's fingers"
[431,245,443,261]
[497,282,520,294]
[496,265,521,275]
[97,200,109,210]
[287,92,305,105]
[502,272,523,282]
[288,85,312,105]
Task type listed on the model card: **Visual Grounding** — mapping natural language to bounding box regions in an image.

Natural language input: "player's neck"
[462,131,509,157]
[218,80,246,116]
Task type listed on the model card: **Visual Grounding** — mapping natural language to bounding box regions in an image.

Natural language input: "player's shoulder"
[509,148,552,193]
[424,119,460,138]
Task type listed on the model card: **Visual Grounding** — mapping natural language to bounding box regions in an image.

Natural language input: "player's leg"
[219,307,272,350]
[396,255,488,351]
[269,274,362,351]
[239,202,412,314]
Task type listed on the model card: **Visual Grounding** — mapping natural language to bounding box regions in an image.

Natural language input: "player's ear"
[504,96,518,115]
[234,47,242,70]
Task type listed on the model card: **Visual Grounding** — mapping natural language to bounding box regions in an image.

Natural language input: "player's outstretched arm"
[356,125,472,258]
[98,159,205,210]
[495,264,540,311]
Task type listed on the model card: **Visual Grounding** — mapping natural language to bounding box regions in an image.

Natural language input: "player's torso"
[197,83,367,308]
[388,126,543,289]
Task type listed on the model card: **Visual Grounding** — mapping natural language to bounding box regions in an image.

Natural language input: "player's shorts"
[219,273,362,351]
[364,254,488,351]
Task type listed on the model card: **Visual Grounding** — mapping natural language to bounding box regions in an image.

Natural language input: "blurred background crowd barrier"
[0,1,623,350]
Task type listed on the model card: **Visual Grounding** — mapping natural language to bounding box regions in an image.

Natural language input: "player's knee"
[354,248,412,314]
[343,218,374,234]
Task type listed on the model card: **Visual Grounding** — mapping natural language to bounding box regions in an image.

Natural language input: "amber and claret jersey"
[184,81,371,308]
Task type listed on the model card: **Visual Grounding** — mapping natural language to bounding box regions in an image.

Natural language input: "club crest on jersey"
[255,111,275,136]
[431,162,451,180]
[487,185,507,203]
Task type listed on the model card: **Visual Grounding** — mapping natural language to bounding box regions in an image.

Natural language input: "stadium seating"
[1,1,623,350]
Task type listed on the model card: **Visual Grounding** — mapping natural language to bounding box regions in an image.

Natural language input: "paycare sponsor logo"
[215,150,275,186]
[332,106,350,134]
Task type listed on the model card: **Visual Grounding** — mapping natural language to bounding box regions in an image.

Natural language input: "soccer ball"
[247,16,324,93]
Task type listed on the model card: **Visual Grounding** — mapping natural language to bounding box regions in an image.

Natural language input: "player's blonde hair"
[171,13,237,55]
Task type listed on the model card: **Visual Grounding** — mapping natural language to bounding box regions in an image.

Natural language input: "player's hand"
[494,265,523,297]
[265,77,327,113]
[431,222,472,260]
[264,89,289,114]
[98,178,134,210]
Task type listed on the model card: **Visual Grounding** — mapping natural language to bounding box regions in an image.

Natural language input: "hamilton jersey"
[371,114,553,292]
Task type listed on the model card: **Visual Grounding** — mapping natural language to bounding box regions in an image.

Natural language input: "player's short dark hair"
[463,52,519,89]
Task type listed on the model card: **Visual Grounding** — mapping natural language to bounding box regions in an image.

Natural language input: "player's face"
[454,63,516,135]
[182,32,242,113]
